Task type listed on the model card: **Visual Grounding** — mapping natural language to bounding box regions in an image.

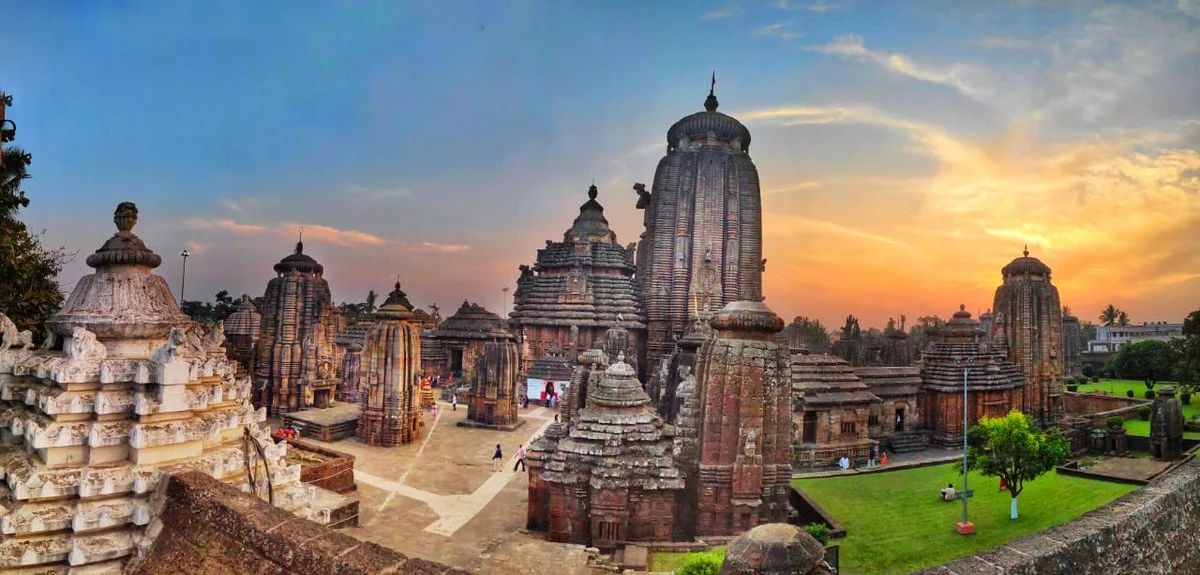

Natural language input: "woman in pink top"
[514,444,527,471]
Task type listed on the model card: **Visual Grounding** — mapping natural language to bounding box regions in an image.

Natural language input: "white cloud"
[755,22,801,40]
[183,217,470,252]
[702,2,743,20]
[811,35,993,102]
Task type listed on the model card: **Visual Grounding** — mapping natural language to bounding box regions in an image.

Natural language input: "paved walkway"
[792,448,962,479]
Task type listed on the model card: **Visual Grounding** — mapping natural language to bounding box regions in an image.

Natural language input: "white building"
[1087,322,1184,353]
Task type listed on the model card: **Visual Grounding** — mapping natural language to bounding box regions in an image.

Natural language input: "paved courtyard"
[294,401,596,575]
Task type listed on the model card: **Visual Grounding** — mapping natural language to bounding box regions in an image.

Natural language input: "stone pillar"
[720,523,832,575]
[1150,387,1184,461]
[694,301,792,537]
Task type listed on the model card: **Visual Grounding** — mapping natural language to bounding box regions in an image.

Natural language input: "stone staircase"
[888,431,931,454]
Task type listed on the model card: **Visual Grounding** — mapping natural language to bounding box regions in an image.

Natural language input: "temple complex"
[461,329,522,430]
[693,301,791,536]
[253,240,339,415]
[356,282,423,446]
[990,247,1065,425]
[633,84,765,381]
[790,352,881,467]
[509,184,645,372]
[854,366,925,452]
[1063,311,1082,378]
[222,294,261,374]
[0,203,346,571]
[536,352,684,547]
[919,306,1028,447]
[427,301,506,380]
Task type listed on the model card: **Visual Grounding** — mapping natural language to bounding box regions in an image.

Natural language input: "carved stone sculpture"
[0,312,18,352]
[67,327,107,362]
[152,328,186,364]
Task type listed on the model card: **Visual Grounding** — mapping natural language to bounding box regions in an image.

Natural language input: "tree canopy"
[1173,309,1200,393]
[960,410,1070,519]
[338,289,379,325]
[1109,340,1178,385]
[179,290,240,325]
[1099,304,1127,327]
[0,137,72,336]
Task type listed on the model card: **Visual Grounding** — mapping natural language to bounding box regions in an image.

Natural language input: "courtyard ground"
[290,401,598,575]
[1074,378,1200,439]
[791,462,1137,574]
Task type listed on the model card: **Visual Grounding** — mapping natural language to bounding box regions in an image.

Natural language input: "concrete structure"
[693,301,792,536]
[634,84,765,383]
[790,352,881,467]
[510,184,645,372]
[0,203,345,572]
[1087,322,1185,353]
[920,306,1028,447]
[356,283,423,446]
[254,240,339,415]
[222,294,261,374]
[990,247,1065,426]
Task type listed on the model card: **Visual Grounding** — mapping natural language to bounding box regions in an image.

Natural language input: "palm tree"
[1,146,34,216]
[1100,305,1121,327]
[1117,311,1130,327]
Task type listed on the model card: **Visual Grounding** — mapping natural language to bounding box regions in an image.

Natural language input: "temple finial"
[1023,244,1029,257]
[295,226,304,254]
[588,183,598,200]
[704,71,719,112]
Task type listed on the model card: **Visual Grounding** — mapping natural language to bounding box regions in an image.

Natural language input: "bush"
[1182,393,1192,405]
[1093,376,1100,383]
[1107,416,1124,428]
[1138,405,1152,421]
[1126,390,1135,398]
[1083,365,1096,378]
[803,523,832,546]
[1145,380,1157,390]
[1067,385,1078,393]
[1145,390,1156,400]
[678,552,724,575]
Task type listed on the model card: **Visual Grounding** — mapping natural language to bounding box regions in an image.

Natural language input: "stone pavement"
[296,402,596,574]
[791,447,961,479]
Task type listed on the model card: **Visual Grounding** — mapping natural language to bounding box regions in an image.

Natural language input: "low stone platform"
[283,438,358,494]
[282,403,360,442]
[456,418,527,432]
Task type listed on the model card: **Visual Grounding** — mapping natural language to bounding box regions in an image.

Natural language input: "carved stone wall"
[222,294,261,374]
[465,335,521,428]
[790,353,880,467]
[693,301,791,537]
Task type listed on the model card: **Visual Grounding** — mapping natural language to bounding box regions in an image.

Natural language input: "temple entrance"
[895,408,905,432]
[313,388,332,409]
[802,412,817,443]
[450,348,463,377]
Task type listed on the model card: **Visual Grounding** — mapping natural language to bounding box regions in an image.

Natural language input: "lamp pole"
[179,250,190,302]
[501,286,509,315]
[954,355,976,534]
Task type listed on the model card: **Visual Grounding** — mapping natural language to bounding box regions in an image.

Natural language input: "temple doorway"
[450,349,463,377]
[802,412,817,443]
[895,408,905,432]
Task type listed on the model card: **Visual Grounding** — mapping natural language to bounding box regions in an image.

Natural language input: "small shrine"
[357,282,423,446]
[790,352,881,467]
[253,240,339,415]
[222,294,261,374]
[427,301,507,380]
[1150,387,1184,461]
[460,329,523,430]
[0,203,348,572]
[854,365,925,452]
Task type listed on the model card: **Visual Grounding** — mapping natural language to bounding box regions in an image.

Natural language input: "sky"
[4,0,1199,330]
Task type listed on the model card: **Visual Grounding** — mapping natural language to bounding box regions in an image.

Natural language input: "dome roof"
[665,91,752,152]
[374,281,415,320]
[1001,246,1051,277]
[273,241,324,275]
[564,184,617,244]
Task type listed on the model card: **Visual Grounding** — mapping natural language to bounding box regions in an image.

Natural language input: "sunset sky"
[5,0,1198,330]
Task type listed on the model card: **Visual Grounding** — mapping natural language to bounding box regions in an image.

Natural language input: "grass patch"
[649,546,726,572]
[792,462,1137,574]
[1075,378,1200,439]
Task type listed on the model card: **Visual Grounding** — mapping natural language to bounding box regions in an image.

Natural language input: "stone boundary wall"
[1063,391,1148,426]
[128,471,469,575]
[917,459,1200,575]
[287,438,358,493]
[790,487,847,539]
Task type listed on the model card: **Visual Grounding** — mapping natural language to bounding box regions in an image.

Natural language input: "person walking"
[451,392,457,411]
[492,444,503,472]
[868,445,877,468]
[514,444,526,472]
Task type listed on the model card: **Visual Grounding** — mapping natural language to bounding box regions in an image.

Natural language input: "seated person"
[940,483,957,501]
[838,456,850,470]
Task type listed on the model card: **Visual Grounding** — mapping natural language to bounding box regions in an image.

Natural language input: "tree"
[783,316,831,354]
[180,290,239,325]
[1172,309,1200,393]
[1078,321,1097,352]
[1099,304,1123,327]
[0,136,73,337]
[959,411,1071,520]
[1109,340,1177,387]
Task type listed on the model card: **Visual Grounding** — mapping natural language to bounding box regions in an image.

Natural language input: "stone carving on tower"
[0,203,347,571]
[633,81,764,382]
[461,328,523,430]
[509,184,645,373]
[990,247,1065,426]
[253,239,339,415]
[357,282,423,446]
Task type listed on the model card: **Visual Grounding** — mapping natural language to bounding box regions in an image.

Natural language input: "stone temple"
[0,203,345,571]
[254,240,339,415]
[427,301,506,380]
[510,184,645,372]
[221,294,261,374]
[462,328,522,430]
[990,247,1065,426]
[634,83,765,384]
[790,352,881,467]
[357,282,423,446]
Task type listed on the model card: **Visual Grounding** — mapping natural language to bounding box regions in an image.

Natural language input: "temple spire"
[704,71,719,112]
[296,226,304,254]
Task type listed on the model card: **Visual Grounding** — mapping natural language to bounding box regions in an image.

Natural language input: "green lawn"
[790,463,1137,575]
[1074,378,1200,439]
[649,546,725,572]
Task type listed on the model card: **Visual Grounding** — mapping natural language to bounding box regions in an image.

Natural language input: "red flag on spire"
[711,71,716,93]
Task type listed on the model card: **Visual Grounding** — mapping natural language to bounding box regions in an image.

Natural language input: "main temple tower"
[634,78,764,374]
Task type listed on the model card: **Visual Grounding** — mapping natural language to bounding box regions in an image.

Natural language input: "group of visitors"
[836,446,888,471]
[492,443,528,472]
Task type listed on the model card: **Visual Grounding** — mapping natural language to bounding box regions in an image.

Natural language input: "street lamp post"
[501,286,509,315]
[179,250,190,303]
[954,355,976,535]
